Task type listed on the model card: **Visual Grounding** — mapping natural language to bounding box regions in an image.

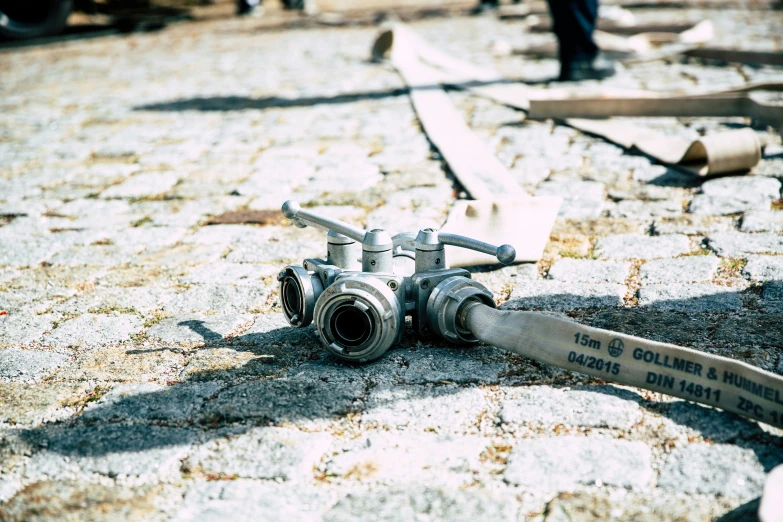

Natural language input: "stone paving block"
[658,444,768,501]
[146,314,253,345]
[0,267,19,284]
[742,255,783,281]
[0,382,87,425]
[690,177,781,215]
[660,401,766,443]
[640,256,720,284]
[107,226,188,251]
[535,181,606,219]
[690,195,772,215]
[509,157,551,186]
[25,424,194,481]
[0,314,56,347]
[499,386,642,429]
[180,262,278,285]
[74,163,139,186]
[179,346,284,383]
[186,427,332,480]
[183,224,250,247]
[632,165,698,187]
[201,380,363,425]
[361,385,486,433]
[230,312,317,347]
[0,236,73,267]
[138,143,205,166]
[323,486,517,522]
[54,286,175,315]
[0,479,23,503]
[42,314,143,349]
[173,481,329,522]
[540,491,734,522]
[400,347,508,385]
[638,284,742,312]
[3,265,106,292]
[595,234,693,260]
[236,160,313,197]
[164,285,270,314]
[713,314,783,349]
[653,215,737,236]
[607,199,684,220]
[55,199,143,229]
[100,172,180,199]
[136,243,227,266]
[707,232,783,257]
[57,345,184,382]
[763,281,783,312]
[224,227,323,264]
[741,210,783,232]
[304,164,383,196]
[0,481,176,522]
[287,351,405,384]
[504,437,653,490]
[0,348,68,382]
[48,245,139,267]
[503,281,626,310]
[1,288,74,315]
[467,263,539,294]
[135,197,250,228]
[365,205,444,235]
[322,433,483,486]
[385,185,454,211]
[82,382,222,424]
[548,259,631,284]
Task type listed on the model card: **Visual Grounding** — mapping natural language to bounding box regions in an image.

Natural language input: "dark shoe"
[236,0,261,16]
[470,0,499,15]
[559,53,616,82]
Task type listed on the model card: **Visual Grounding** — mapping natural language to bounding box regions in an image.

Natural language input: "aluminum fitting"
[313,275,404,363]
[426,276,496,343]
[278,265,324,328]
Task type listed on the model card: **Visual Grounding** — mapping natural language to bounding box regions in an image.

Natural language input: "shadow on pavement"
[10,285,782,477]
[133,79,525,112]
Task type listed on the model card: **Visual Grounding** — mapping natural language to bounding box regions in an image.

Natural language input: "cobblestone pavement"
[2,5,783,521]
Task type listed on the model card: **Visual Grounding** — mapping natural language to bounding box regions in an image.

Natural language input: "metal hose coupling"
[314,275,405,363]
[426,277,496,343]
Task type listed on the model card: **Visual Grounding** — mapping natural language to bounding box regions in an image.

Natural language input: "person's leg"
[548,0,598,63]
[546,0,613,81]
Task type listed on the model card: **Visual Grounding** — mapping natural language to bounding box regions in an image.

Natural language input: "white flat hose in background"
[463,303,783,430]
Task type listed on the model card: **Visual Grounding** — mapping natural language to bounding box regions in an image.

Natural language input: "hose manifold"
[278,200,510,363]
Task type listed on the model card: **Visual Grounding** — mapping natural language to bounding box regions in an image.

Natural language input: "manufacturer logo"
[608,339,624,358]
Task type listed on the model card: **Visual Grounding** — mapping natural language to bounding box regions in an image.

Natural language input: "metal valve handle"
[282,200,366,243]
[438,232,516,265]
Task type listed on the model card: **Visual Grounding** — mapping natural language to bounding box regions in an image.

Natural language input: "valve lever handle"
[282,201,366,243]
[437,232,516,265]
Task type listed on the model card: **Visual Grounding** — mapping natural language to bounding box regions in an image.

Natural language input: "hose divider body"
[463,303,783,429]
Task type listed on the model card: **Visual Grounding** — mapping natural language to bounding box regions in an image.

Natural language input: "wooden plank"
[684,48,783,66]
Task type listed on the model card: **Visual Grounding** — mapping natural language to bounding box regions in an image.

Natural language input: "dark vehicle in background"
[0,0,76,39]
[0,0,193,40]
